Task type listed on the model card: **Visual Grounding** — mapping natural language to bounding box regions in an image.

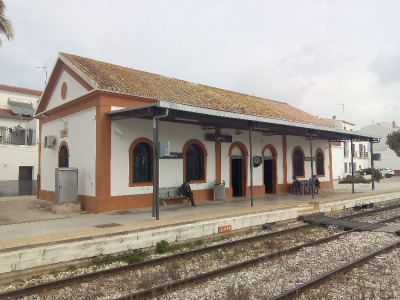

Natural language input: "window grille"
[293,150,304,177]
[0,126,36,145]
[132,143,152,182]
[185,144,204,181]
[59,145,69,167]
[316,152,324,175]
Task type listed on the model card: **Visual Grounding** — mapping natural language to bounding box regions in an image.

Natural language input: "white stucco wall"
[331,144,344,180]
[0,144,38,180]
[40,108,96,196]
[286,136,330,182]
[110,119,217,196]
[45,70,91,111]
[110,120,331,197]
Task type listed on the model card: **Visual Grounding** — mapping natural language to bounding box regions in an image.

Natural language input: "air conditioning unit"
[44,135,56,148]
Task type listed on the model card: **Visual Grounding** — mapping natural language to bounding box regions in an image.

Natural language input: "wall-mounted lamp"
[114,127,123,135]
[42,113,68,129]
[235,129,243,135]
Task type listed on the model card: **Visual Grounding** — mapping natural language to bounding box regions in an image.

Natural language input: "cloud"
[1,0,400,129]
[369,49,400,85]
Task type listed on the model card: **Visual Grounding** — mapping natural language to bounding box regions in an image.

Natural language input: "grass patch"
[66,264,77,272]
[89,249,148,266]
[156,239,206,254]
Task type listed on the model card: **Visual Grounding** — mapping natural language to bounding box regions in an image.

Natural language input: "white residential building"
[0,84,42,196]
[361,122,400,175]
[324,117,371,180]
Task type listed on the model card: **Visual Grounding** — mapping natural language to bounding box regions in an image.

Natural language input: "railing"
[0,126,36,146]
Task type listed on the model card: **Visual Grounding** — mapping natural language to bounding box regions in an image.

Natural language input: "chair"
[303,179,311,195]
[292,176,301,195]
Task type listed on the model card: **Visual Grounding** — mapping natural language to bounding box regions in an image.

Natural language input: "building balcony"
[0,126,37,146]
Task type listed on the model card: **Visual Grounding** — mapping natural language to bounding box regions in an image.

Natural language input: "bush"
[156,240,170,254]
[340,168,382,184]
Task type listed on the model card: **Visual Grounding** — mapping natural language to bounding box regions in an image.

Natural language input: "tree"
[0,0,14,46]
[386,131,400,157]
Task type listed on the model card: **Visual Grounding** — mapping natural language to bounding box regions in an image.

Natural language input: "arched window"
[132,142,152,183]
[185,144,204,181]
[59,145,69,167]
[316,151,324,176]
[293,149,304,177]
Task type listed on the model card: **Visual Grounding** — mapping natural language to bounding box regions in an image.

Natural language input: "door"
[18,166,33,195]
[232,158,243,196]
[264,159,273,193]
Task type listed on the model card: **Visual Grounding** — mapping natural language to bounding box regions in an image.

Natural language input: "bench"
[159,187,190,207]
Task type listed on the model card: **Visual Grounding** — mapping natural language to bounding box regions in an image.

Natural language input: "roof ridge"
[0,84,42,96]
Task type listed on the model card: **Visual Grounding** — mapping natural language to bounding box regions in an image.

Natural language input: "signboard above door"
[205,133,232,143]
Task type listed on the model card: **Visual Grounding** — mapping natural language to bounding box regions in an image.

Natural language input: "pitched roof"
[60,52,333,127]
[0,108,33,120]
[0,84,42,97]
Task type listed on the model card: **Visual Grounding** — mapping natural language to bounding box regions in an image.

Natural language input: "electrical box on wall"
[158,141,170,158]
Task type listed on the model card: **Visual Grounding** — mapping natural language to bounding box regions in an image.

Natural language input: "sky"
[1,0,400,129]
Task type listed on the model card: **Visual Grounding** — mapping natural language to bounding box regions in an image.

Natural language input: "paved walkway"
[1,177,399,250]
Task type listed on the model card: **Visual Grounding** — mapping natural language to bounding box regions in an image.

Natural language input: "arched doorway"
[229,142,248,197]
[262,145,277,194]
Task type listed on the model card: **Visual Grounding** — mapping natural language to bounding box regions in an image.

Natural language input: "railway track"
[1,202,400,299]
[270,239,400,300]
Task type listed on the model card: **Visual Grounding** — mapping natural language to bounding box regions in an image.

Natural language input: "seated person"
[179,180,196,206]
[314,177,321,193]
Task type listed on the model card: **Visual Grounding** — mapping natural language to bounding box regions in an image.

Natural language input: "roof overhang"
[106,101,380,142]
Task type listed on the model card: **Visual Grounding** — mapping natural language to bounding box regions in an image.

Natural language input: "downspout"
[152,108,169,220]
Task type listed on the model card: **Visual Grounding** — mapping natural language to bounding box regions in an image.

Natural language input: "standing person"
[180,180,196,206]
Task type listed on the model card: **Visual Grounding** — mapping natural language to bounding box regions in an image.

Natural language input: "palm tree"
[0,0,14,46]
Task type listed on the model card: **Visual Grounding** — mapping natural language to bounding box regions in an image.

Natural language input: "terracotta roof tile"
[0,108,33,120]
[60,53,333,127]
[0,84,42,96]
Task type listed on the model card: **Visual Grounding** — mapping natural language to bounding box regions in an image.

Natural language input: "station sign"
[205,133,232,143]
[160,152,183,159]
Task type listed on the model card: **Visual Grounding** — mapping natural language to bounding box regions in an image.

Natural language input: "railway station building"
[35,53,378,214]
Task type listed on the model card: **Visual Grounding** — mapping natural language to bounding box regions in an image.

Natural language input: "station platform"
[1,178,400,274]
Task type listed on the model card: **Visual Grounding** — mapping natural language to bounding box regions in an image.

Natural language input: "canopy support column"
[350,138,354,194]
[309,132,315,199]
[152,108,169,220]
[249,124,254,207]
[370,139,375,190]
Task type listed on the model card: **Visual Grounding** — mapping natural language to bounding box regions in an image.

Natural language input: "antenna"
[36,65,48,85]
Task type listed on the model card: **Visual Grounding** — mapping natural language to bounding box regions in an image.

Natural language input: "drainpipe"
[152,108,169,220]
